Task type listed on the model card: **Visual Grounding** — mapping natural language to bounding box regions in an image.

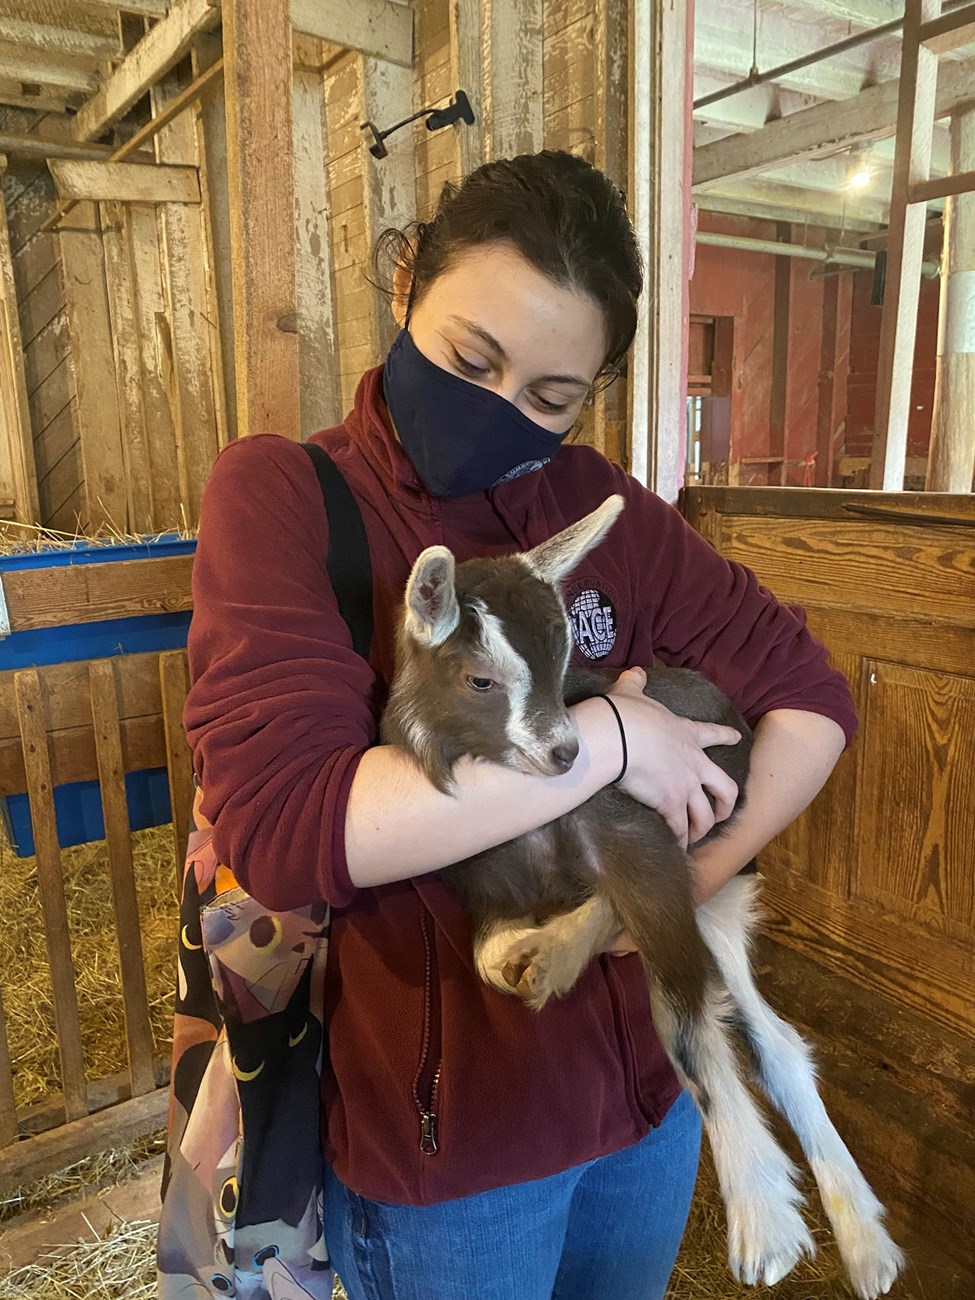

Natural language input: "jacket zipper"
[412,906,442,1155]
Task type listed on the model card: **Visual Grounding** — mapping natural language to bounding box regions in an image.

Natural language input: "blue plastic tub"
[0,533,196,856]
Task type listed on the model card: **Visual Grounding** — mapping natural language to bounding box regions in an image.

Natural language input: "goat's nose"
[550,739,579,773]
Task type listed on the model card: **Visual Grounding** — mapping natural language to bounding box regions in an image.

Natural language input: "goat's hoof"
[728,1198,815,1288]
[501,951,536,990]
[836,1216,905,1298]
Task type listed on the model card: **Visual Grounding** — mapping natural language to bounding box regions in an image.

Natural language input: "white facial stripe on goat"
[470,599,536,754]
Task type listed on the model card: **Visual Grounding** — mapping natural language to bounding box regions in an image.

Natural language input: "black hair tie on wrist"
[599,694,628,785]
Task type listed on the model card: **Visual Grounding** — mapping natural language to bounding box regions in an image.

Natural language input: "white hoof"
[727,1191,816,1287]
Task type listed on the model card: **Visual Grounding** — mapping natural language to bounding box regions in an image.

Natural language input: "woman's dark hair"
[374,150,643,384]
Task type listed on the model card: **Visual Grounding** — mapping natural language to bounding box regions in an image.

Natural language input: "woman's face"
[393,241,609,433]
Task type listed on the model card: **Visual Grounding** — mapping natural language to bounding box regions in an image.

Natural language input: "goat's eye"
[467,675,495,692]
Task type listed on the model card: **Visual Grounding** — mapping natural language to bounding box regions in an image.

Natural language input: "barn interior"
[0,1,972,1297]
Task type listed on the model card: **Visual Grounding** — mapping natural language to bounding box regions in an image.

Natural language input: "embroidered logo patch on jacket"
[569,587,618,660]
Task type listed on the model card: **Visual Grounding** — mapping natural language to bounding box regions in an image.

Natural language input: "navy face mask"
[382,328,574,498]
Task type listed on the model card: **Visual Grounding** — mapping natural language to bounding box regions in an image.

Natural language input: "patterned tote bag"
[156,444,373,1300]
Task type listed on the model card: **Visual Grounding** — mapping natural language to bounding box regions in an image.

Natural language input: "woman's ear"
[392,257,413,328]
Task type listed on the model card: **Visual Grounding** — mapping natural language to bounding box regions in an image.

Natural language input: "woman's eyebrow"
[448,315,589,388]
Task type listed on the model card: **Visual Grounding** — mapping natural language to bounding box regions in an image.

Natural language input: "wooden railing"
[0,555,193,1195]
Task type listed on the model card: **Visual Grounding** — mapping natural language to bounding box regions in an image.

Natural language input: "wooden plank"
[294,58,341,434]
[80,0,168,12]
[0,1153,165,1275]
[628,0,692,499]
[919,2,975,53]
[0,554,194,633]
[448,0,483,179]
[0,655,168,744]
[0,132,113,162]
[361,55,416,363]
[0,985,16,1148]
[14,1058,168,1141]
[870,0,942,492]
[0,16,119,62]
[14,669,88,1126]
[693,57,975,189]
[224,0,300,438]
[0,169,42,524]
[286,0,414,67]
[73,0,219,143]
[0,714,168,797]
[101,199,153,531]
[150,70,220,525]
[0,1086,167,1198]
[126,202,182,528]
[0,41,99,94]
[681,484,975,523]
[188,34,231,451]
[58,200,128,529]
[481,0,542,161]
[158,650,193,886]
[49,160,201,205]
[89,659,156,1099]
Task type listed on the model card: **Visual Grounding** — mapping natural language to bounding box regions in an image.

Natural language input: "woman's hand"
[605,666,741,848]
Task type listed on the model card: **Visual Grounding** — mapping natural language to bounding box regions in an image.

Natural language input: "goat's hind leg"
[696,875,905,1300]
[604,860,814,1287]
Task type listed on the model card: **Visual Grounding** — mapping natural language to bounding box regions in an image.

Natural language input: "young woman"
[184,150,855,1300]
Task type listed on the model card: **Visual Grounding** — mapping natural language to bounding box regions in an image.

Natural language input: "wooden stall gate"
[0,549,194,1198]
[683,485,975,1253]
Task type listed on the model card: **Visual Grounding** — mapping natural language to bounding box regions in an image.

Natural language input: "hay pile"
[0,824,180,1115]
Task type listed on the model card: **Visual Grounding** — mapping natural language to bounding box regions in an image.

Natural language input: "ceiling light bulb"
[849,168,871,189]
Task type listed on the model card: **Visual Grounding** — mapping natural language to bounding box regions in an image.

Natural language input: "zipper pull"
[419,1111,439,1155]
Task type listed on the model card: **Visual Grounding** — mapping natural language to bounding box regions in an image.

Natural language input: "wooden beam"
[224,0,300,438]
[694,56,975,188]
[0,17,121,60]
[0,41,100,93]
[73,0,219,143]
[695,187,885,231]
[287,0,413,67]
[919,2,975,53]
[0,79,83,115]
[0,131,113,162]
[909,167,975,203]
[50,159,201,204]
[870,0,941,491]
[81,0,168,13]
[629,0,693,500]
[927,104,975,491]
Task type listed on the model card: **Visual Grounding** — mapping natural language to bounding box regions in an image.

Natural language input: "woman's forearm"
[344,696,621,887]
[691,708,847,906]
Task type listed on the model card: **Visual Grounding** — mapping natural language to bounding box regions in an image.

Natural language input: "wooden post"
[769,223,792,485]
[224,0,300,438]
[448,0,484,179]
[869,0,941,490]
[815,272,852,488]
[927,103,975,491]
[628,0,694,499]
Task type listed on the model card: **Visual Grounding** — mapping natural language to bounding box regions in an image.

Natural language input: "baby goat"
[382,496,904,1299]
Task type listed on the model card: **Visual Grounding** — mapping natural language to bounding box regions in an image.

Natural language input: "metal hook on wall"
[360,89,475,160]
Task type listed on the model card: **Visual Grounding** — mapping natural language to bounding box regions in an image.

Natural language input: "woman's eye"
[451,349,489,378]
[467,676,496,692]
[532,393,570,414]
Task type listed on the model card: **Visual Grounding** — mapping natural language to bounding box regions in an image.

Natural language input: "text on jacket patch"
[569,588,618,660]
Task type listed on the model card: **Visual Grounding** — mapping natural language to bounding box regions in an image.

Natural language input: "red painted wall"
[845,267,940,463]
[688,211,845,485]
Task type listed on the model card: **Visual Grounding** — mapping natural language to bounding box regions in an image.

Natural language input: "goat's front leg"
[697,874,905,1300]
[473,894,619,1010]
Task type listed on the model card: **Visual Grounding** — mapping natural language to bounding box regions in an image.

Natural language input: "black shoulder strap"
[301,442,374,660]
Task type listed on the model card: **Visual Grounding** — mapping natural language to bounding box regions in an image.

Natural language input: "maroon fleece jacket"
[184,365,857,1206]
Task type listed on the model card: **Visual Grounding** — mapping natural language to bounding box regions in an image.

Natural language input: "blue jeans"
[323,1088,702,1300]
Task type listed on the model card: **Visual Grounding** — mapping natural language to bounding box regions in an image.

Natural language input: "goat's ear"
[404,546,460,647]
[524,494,624,585]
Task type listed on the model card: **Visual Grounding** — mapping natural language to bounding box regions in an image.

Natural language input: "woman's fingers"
[686,786,718,846]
